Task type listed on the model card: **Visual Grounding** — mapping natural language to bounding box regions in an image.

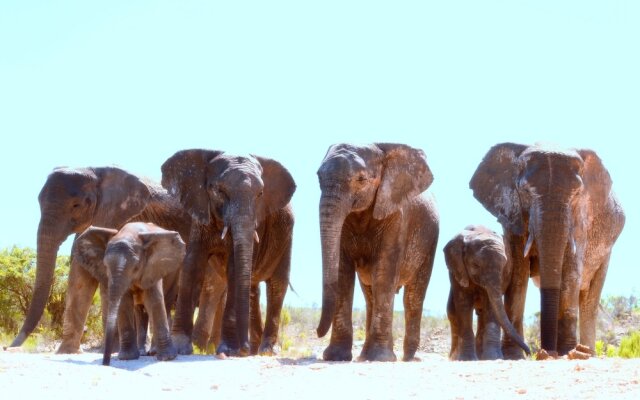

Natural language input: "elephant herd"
[6,142,625,365]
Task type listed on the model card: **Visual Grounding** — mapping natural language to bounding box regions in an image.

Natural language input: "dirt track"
[1,351,639,399]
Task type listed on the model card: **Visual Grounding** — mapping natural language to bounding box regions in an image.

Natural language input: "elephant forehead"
[320,146,381,174]
[42,168,96,197]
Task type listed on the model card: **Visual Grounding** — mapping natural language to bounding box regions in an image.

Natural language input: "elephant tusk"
[524,232,534,258]
[254,230,260,244]
[221,226,228,240]
[570,237,577,255]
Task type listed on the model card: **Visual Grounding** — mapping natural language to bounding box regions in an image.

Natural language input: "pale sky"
[1,1,638,318]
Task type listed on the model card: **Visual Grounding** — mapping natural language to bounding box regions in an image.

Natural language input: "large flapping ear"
[161,149,224,225]
[444,234,469,288]
[469,143,528,235]
[253,155,297,222]
[92,167,151,227]
[372,143,433,220]
[73,226,119,285]
[138,230,186,290]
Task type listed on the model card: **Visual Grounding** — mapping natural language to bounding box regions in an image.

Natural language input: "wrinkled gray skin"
[445,225,531,361]
[8,166,193,354]
[316,143,439,362]
[161,149,296,357]
[74,223,185,365]
[470,143,625,358]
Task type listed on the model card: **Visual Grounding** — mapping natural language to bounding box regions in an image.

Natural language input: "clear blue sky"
[1,1,638,319]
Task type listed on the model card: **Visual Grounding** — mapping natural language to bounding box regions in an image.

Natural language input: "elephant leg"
[501,233,530,360]
[447,289,459,360]
[135,305,150,355]
[323,257,355,362]
[359,255,399,362]
[192,266,225,353]
[57,259,99,354]
[211,291,225,352]
[117,291,140,361]
[402,260,432,361]
[453,288,477,361]
[250,284,264,355]
[358,277,373,340]
[579,257,610,353]
[171,237,208,355]
[144,282,177,362]
[557,250,580,355]
[479,295,503,360]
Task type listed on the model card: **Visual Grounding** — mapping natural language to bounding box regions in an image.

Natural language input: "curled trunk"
[10,222,65,347]
[316,195,348,338]
[487,288,530,355]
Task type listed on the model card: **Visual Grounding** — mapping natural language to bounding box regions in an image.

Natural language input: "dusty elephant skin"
[316,143,439,362]
[74,222,186,365]
[445,225,530,361]
[470,143,625,359]
[8,166,193,354]
[161,149,296,357]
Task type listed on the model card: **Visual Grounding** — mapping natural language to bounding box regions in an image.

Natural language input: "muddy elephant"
[8,166,193,353]
[445,225,531,361]
[316,143,439,362]
[74,222,185,365]
[161,149,296,357]
[470,143,625,358]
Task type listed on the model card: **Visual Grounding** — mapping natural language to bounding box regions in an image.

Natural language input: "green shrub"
[618,331,640,359]
[0,246,102,346]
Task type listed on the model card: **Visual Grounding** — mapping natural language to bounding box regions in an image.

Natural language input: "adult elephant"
[470,143,625,358]
[316,143,439,362]
[8,166,192,353]
[161,149,296,357]
[445,225,530,361]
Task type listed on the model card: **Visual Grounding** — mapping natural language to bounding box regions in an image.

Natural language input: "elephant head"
[74,222,185,365]
[444,226,531,357]
[11,167,152,347]
[315,143,433,337]
[161,149,296,355]
[469,142,612,352]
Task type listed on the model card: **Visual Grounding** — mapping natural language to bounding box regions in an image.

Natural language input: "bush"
[0,246,102,346]
[618,331,640,359]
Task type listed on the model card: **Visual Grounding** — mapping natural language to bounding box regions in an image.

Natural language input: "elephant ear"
[73,226,119,285]
[469,143,528,235]
[138,230,186,290]
[576,149,612,212]
[372,143,433,220]
[444,234,469,288]
[161,149,224,225]
[92,167,151,228]
[253,155,296,222]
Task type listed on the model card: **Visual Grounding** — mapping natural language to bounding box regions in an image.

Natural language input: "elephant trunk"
[103,254,131,366]
[531,204,571,353]
[10,219,67,347]
[231,217,256,355]
[487,288,531,356]
[103,290,123,366]
[316,193,349,338]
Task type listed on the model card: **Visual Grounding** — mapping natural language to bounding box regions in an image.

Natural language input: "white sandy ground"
[1,350,639,400]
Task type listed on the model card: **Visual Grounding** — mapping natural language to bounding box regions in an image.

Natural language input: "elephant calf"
[74,222,186,365]
[445,225,530,361]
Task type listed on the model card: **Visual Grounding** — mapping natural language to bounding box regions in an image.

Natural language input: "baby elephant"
[444,225,530,361]
[74,222,185,365]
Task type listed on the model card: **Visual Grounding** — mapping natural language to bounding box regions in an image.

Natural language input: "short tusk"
[221,226,228,240]
[524,232,534,258]
[254,230,260,244]
[570,237,577,255]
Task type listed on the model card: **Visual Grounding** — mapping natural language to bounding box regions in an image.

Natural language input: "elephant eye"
[356,174,368,183]
[257,190,264,198]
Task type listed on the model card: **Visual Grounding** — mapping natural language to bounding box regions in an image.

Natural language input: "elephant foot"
[258,341,278,356]
[502,344,526,360]
[117,346,140,361]
[358,345,397,362]
[480,349,503,360]
[171,333,193,355]
[217,341,250,357]
[192,330,211,352]
[323,343,353,361]
[402,354,421,362]
[155,345,178,362]
[56,341,83,354]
